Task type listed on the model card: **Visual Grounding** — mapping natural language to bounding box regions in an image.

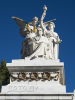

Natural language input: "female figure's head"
[48,22,55,31]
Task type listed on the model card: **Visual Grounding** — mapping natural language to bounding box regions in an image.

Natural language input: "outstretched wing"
[12,16,30,37]
[12,16,28,28]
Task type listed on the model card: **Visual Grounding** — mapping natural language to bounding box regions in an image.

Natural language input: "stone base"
[0,92,73,100]
[1,83,66,94]
[6,57,65,85]
[0,58,69,100]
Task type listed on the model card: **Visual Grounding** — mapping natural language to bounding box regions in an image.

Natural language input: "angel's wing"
[12,16,30,37]
[12,16,28,28]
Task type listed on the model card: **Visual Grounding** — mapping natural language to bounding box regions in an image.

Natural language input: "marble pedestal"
[0,57,74,100]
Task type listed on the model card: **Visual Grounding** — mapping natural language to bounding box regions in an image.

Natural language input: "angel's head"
[48,22,55,30]
[32,16,39,26]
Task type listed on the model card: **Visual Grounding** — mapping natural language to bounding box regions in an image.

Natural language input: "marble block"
[1,82,66,94]
[6,57,65,85]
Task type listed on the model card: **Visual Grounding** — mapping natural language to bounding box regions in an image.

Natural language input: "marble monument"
[0,5,75,100]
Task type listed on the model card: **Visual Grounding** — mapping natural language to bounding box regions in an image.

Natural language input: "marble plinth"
[0,92,73,100]
[0,57,71,100]
[6,57,65,85]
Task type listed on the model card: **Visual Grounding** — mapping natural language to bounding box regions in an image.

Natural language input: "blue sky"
[0,0,75,93]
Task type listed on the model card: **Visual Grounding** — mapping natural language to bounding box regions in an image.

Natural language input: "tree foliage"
[0,59,10,85]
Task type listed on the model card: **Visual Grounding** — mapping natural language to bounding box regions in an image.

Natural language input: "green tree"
[0,64,2,85]
[0,59,10,85]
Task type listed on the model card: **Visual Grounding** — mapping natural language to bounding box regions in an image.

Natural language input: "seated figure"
[29,27,52,59]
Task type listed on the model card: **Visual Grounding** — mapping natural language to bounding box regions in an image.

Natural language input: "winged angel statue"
[12,5,62,59]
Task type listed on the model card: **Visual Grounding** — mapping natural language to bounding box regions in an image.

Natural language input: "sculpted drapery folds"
[12,5,62,59]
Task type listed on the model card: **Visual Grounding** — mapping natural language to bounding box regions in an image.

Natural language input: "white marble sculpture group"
[1,5,75,100]
[12,5,62,60]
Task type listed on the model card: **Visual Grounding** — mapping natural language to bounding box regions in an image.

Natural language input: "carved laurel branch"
[10,71,60,82]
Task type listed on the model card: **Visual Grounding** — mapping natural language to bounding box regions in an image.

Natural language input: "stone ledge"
[0,93,73,96]
[0,93,73,100]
